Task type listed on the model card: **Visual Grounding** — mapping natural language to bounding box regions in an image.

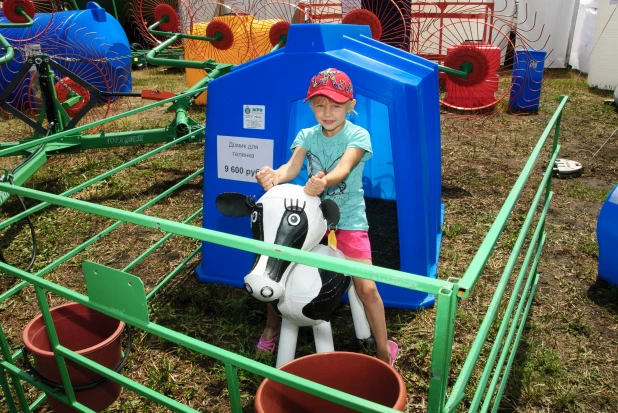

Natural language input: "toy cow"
[216,184,371,367]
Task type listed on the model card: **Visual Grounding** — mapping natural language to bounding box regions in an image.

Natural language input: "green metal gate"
[0,96,568,412]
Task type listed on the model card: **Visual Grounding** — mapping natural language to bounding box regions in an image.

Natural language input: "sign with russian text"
[217,135,274,182]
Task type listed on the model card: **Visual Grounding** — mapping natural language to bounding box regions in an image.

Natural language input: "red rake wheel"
[342,0,410,50]
[269,21,290,47]
[26,54,112,134]
[0,0,56,42]
[342,9,382,40]
[153,3,180,32]
[186,1,253,65]
[419,20,517,111]
[2,0,35,23]
[206,19,234,50]
[134,0,192,48]
[250,1,312,54]
[55,78,90,118]
[444,45,489,87]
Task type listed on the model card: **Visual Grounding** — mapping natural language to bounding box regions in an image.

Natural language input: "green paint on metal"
[490,259,542,413]
[0,359,96,412]
[0,182,447,294]
[225,363,243,413]
[0,260,404,413]
[0,325,29,411]
[457,96,568,298]
[468,193,554,412]
[146,245,201,301]
[445,97,567,413]
[427,287,457,412]
[482,231,549,413]
[0,129,202,232]
[437,63,471,79]
[83,262,149,324]
[0,98,569,413]
[33,287,78,405]
[124,207,202,272]
[0,87,207,158]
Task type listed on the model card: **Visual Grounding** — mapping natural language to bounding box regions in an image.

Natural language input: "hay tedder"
[0,1,565,412]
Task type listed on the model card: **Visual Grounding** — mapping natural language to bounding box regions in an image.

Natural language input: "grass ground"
[0,67,616,412]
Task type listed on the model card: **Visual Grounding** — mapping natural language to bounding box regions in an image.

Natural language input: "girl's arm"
[256,147,307,190]
[305,147,365,195]
[276,146,307,183]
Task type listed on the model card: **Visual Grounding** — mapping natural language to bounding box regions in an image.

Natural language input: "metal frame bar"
[0,96,569,412]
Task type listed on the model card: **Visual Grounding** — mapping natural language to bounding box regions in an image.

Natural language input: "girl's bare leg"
[348,257,392,364]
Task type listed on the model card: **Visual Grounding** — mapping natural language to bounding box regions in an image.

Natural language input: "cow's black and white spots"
[216,184,370,367]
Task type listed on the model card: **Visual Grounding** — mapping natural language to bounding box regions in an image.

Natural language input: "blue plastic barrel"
[0,2,131,107]
[509,49,546,111]
[197,24,443,310]
[597,184,618,286]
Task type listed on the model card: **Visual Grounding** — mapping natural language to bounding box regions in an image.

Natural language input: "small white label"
[217,135,274,182]
[24,44,41,56]
[243,105,266,130]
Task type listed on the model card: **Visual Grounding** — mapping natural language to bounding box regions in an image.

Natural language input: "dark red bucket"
[255,352,407,412]
[22,302,125,413]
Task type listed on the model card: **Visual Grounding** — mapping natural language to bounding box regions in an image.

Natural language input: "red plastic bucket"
[22,302,125,413]
[255,352,407,412]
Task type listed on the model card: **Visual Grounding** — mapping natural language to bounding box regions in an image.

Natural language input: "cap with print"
[304,68,354,104]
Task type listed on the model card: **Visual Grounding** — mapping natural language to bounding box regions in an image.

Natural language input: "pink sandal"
[388,340,399,367]
[256,334,279,354]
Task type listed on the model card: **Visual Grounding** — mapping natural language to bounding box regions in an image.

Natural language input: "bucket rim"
[255,351,406,411]
[22,302,125,359]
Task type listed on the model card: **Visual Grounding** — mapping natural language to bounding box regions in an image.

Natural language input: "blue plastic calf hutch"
[197,24,442,309]
[509,49,546,111]
[0,2,131,106]
[597,184,618,286]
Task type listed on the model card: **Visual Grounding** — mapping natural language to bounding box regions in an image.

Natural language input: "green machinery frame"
[0,10,234,207]
[0,90,568,411]
[1,6,568,411]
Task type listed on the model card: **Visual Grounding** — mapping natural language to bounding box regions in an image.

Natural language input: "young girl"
[255,68,398,366]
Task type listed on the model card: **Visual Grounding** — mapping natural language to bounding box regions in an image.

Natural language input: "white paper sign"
[217,136,274,182]
[243,105,266,129]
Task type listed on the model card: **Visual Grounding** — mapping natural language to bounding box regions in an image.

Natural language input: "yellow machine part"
[185,16,280,105]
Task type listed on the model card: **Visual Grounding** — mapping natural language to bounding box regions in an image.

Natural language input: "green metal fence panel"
[0,97,568,412]
[444,96,568,412]
[457,96,569,299]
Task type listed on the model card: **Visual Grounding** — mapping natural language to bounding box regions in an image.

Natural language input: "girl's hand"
[256,167,279,191]
[304,171,327,196]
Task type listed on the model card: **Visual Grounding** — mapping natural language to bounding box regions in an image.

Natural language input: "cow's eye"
[288,213,301,226]
[251,211,259,223]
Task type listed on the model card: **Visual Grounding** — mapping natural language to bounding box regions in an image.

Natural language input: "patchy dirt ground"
[0,68,616,412]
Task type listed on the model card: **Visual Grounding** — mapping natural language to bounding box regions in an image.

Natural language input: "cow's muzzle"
[244,272,284,302]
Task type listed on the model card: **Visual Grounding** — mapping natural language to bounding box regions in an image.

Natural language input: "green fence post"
[33,287,78,406]
[225,363,242,413]
[428,285,458,412]
[0,366,19,412]
[0,325,29,412]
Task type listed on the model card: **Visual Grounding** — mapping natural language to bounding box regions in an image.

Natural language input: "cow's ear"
[216,193,254,217]
[320,199,340,227]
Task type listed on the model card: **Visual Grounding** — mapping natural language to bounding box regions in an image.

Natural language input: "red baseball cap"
[304,68,354,104]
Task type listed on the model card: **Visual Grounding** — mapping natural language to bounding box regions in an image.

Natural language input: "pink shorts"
[324,229,372,260]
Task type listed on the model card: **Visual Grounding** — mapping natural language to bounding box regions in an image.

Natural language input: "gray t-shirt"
[291,121,373,230]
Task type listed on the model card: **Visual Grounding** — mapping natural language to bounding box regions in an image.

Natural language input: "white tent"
[588,1,618,90]
[516,0,579,68]
[569,0,599,73]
